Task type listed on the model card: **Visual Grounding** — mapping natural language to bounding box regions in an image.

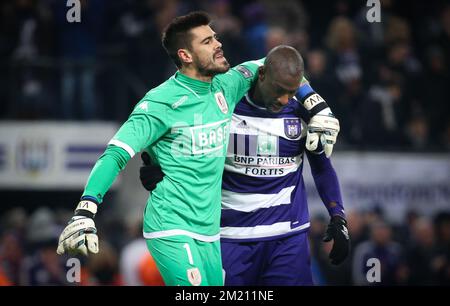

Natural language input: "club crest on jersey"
[284,118,301,139]
[215,92,228,114]
[187,267,202,286]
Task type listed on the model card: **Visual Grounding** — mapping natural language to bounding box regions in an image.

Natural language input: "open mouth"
[214,51,224,59]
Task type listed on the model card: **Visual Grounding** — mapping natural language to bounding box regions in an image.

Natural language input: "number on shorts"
[183,243,194,265]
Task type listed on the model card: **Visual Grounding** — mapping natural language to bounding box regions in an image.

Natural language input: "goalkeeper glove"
[299,91,340,158]
[56,199,99,256]
[306,108,340,158]
[323,215,350,265]
[139,152,164,192]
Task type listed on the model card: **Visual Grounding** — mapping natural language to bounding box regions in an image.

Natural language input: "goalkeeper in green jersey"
[56,11,263,286]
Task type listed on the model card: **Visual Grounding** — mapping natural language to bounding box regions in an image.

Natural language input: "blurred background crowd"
[1,205,450,285]
[0,0,449,286]
[1,0,450,151]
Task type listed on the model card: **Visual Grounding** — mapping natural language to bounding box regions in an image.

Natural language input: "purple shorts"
[221,231,313,286]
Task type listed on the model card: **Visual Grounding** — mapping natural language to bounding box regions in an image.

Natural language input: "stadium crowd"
[0,0,449,151]
[0,0,449,286]
[1,205,449,285]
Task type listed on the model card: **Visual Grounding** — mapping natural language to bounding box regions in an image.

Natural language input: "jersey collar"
[245,94,267,111]
[174,71,212,96]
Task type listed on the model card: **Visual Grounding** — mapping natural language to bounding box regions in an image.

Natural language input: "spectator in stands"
[0,232,23,285]
[54,0,104,120]
[433,212,450,284]
[20,208,68,285]
[119,217,163,286]
[405,217,438,285]
[1,0,55,119]
[86,240,122,285]
[422,46,449,146]
[325,17,365,145]
[201,0,250,68]
[241,2,268,58]
[352,220,408,285]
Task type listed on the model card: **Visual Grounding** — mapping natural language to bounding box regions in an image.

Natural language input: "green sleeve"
[82,145,130,204]
[108,98,170,157]
[215,58,265,108]
[82,97,170,204]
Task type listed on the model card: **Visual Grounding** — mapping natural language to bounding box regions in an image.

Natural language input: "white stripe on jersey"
[143,229,220,242]
[108,139,136,158]
[222,186,295,212]
[221,221,310,240]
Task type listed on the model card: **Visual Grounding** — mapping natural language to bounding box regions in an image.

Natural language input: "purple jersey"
[220,89,344,242]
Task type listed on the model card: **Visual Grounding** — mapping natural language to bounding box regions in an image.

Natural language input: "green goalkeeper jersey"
[83,59,263,241]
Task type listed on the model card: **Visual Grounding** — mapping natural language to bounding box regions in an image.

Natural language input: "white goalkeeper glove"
[56,200,99,256]
[306,108,340,158]
[299,91,340,158]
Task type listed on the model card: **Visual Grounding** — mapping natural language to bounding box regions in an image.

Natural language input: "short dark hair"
[265,45,304,79]
[162,11,211,68]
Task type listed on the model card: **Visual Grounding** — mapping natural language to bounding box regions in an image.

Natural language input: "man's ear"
[178,49,193,65]
[258,66,265,81]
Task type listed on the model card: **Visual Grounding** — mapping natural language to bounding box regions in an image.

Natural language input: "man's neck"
[180,66,212,83]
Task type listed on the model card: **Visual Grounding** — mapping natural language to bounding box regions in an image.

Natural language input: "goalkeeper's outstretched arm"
[56,102,168,256]
[56,145,131,256]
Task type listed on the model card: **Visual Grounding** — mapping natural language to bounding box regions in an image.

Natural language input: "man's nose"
[214,39,222,49]
[277,94,290,105]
